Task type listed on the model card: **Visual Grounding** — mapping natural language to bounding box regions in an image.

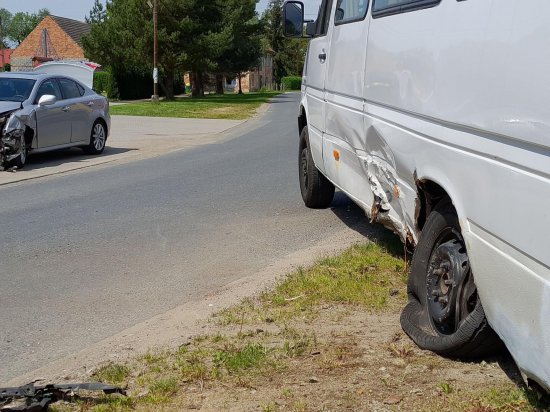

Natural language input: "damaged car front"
[0,111,33,170]
[0,76,36,170]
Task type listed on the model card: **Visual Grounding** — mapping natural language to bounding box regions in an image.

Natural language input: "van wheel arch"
[415,179,451,233]
[298,106,307,135]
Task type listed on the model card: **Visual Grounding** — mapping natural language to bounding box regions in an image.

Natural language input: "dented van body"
[286,0,550,391]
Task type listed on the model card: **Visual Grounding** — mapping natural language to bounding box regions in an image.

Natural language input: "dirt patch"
[47,243,545,412]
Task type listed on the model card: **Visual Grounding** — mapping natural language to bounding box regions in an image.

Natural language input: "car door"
[304,0,334,172]
[34,78,71,148]
[323,0,371,203]
[58,78,92,143]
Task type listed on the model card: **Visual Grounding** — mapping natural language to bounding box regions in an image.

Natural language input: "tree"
[216,0,262,94]
[5,9,50,46]
[0,9,12,48]
[261,0,307,83]
[84,0,227,99]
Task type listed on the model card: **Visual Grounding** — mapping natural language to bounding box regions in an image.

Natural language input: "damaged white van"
[284,0,550,391]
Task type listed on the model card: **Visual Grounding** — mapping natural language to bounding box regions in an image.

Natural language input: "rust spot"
[393,184,400,199]
[333,150,340,162]
[370,197,381,223]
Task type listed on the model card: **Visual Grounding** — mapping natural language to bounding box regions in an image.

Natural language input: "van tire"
[299,127,335,209]
[400,201,502,358]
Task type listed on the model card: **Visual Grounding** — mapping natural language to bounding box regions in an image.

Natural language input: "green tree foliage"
[3,9,50,46]
[0,9,12,48]
[261,0,307,83]
[83,0,264,99]
[216,0,262,94]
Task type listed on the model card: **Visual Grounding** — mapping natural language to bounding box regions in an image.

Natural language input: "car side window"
[335,0,369,24]
[76,82,86,96]
[35,79,62,103]
[372,0,440,17]
[58,78,81,100]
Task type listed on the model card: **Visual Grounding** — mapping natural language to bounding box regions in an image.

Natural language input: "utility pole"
[152,0,159,102]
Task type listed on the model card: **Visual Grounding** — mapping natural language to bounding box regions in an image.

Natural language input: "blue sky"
[1,0,321,22]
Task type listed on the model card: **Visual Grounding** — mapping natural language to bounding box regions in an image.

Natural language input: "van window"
[316,0,334,36]
[372,0,440,17]
[335,0,369,24]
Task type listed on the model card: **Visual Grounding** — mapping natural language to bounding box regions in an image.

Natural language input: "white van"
[284,0,550,391]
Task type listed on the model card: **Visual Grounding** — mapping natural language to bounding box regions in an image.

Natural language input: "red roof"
[0,49,13,66]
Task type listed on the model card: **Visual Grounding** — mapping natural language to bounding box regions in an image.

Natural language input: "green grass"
[216,242,407,326]
[92,363,130,385]
[213,343,268,374]
[110,92,279,120]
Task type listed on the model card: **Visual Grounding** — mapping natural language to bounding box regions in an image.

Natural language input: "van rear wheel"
[299,127,335,209]
[400,201,502,358]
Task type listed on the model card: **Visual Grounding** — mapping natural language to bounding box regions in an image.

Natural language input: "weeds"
[93,363,130,385]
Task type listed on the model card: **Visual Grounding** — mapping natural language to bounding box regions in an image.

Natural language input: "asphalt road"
[0,93,371,382]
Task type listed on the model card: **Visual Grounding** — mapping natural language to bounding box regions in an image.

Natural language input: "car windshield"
[0,78,36,103]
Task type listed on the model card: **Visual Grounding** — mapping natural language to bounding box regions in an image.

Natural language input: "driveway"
[0,115,245,186]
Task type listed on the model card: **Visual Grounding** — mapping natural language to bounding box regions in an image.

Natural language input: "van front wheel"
[299,127,335,209]
[400,201,502,358]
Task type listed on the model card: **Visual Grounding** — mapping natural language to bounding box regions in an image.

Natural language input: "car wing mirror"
[284,1,309,38]
[38,94,57,106]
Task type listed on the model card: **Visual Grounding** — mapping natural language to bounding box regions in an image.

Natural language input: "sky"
[0,0,322,22]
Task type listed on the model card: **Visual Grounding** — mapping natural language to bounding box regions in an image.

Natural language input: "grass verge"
[109,92,279,120]
[50,242,548,412]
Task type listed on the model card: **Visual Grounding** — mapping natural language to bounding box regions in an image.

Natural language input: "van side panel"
[323,11,373,207]
[363,0,550,387]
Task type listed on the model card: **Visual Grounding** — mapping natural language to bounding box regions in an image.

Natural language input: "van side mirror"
[283,1,305,37]
[305,21,317,37]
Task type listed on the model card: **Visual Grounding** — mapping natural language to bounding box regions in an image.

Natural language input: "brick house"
[11,16,90,72]
[0,49,13,69]
[231,54,275,93]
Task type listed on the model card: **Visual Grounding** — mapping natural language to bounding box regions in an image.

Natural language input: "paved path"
[0,93,375,383]
[0,115,244,186]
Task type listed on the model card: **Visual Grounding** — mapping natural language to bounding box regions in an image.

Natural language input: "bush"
[114,66,152,100]
[94,66,184,100]
[93,71,110,95]
[282,76,302,90]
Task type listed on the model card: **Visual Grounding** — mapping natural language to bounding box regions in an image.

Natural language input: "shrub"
[93,71,110,95]
[282,76,302,90]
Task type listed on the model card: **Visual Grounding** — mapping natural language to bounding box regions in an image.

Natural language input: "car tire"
[400,200,502,358]
[299,127,335,209]
[9,140,27,169]
[84,120,107,155]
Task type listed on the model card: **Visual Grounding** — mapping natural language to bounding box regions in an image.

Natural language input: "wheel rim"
[425,228,478,335]
[19,139,26,165]
[92,123,106,151]
[300,147,309,190]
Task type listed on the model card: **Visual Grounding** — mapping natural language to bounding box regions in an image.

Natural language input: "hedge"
[93,71,110,95]
[282,76,302,90]
[93,67,185,100]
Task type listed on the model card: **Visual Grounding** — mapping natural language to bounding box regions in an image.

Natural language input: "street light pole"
[152,0,159,102]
